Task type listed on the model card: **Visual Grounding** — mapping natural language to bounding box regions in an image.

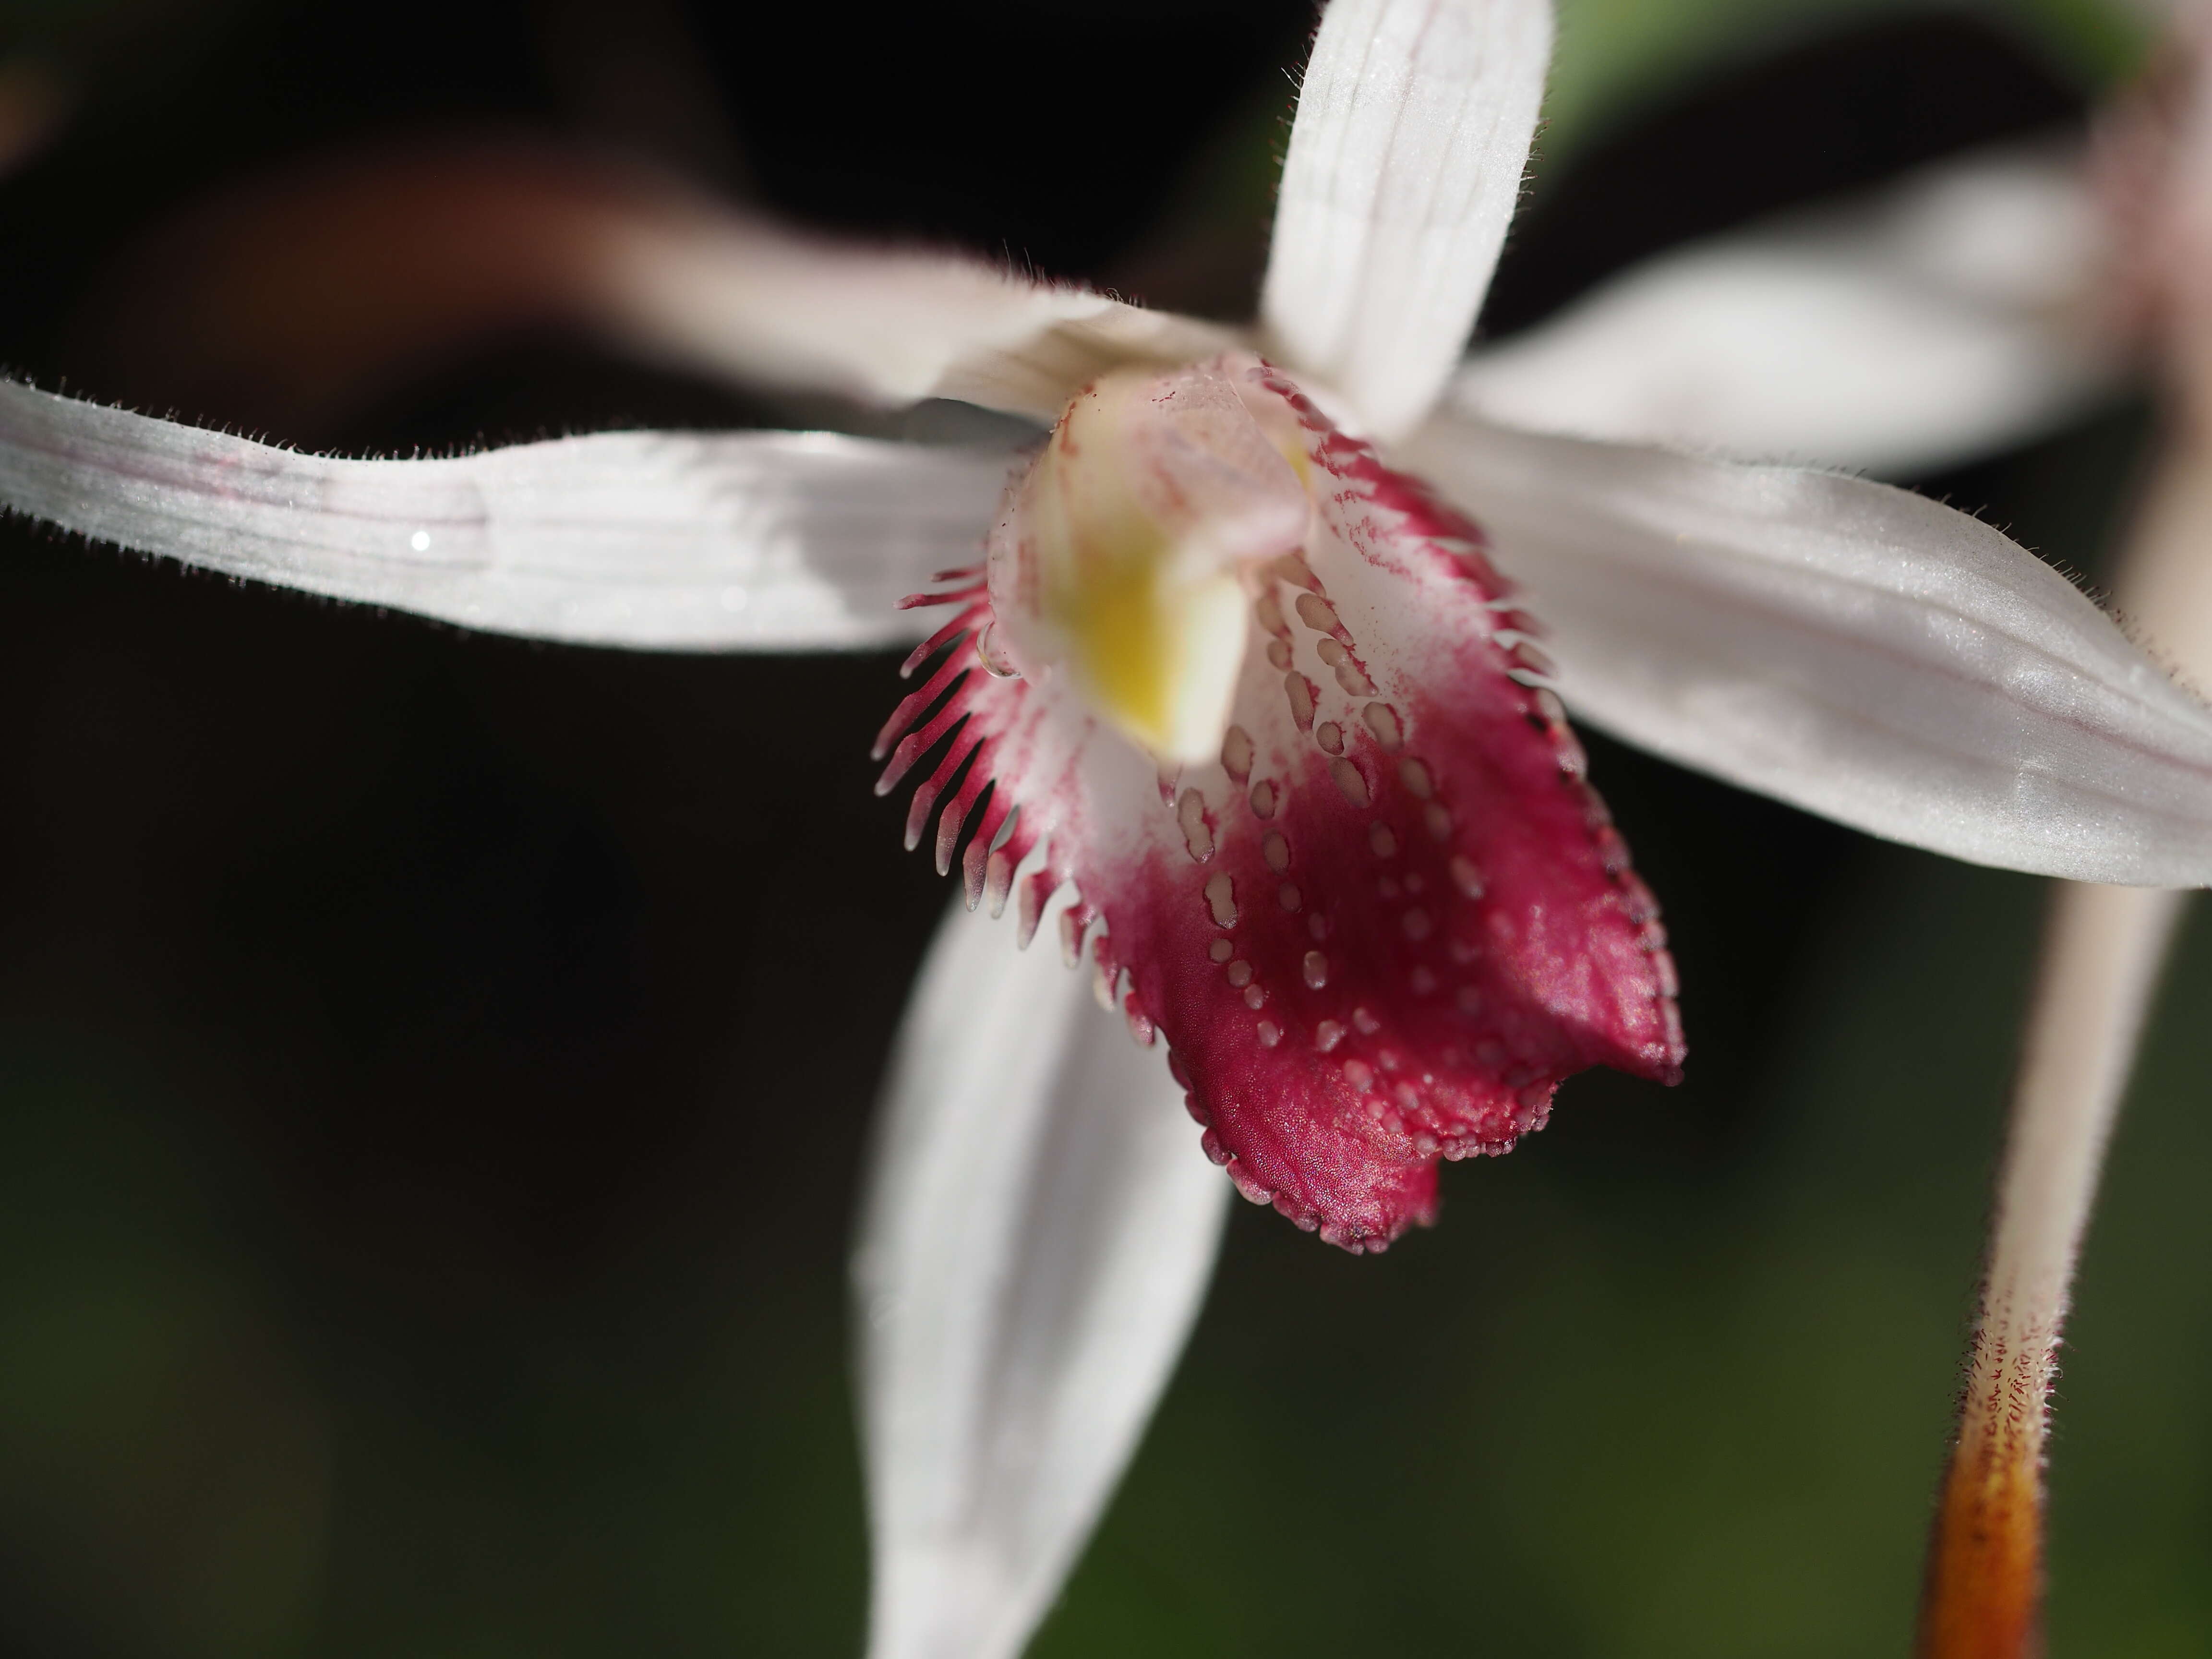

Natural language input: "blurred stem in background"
[1921,7,2212,1652]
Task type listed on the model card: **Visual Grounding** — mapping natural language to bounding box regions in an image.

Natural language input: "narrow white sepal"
[1450,143,2123,476]
[0,381,1016,650]
[855,896,1230,1659]
[1262,0,1551,441]
[1405,415,2212,885]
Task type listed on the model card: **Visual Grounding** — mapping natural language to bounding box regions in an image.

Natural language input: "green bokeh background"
[0,0,2204,1654]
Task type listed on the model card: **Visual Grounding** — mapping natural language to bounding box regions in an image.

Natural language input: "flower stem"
[1916,881,2184,1659]
[1918,432,2212,1658]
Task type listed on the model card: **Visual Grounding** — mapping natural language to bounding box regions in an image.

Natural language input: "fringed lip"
[876,361,1683,1250]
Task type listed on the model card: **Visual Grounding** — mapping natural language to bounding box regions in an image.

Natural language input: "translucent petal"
[1404,414,2212,885]
[855,897,1229,1659]
[1262,0,1551,441]
[1450,143,2123,476]
[599,193,1239,420]
[0,380,1015,650]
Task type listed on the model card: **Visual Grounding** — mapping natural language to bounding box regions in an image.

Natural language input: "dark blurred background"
[0,0,2204,1655]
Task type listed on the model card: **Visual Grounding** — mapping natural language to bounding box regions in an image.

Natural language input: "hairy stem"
[1917,882,2183,1659]
[1918,432,2212,1657]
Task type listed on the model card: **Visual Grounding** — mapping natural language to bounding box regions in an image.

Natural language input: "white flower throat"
[985,361,1314,764]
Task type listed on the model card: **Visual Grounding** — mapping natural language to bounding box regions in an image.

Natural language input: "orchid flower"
[9,3,2212,1658]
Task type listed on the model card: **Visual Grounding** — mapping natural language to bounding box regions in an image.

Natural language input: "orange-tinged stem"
[1917,883,2182,1659]
[1917,430,2212,1656]
[1917,1294,2051,1659]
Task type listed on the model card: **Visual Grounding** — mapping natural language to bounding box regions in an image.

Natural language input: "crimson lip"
[880,358,1683,1251]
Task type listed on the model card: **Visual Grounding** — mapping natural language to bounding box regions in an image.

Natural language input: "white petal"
[598,197,1240,421]
[855,896,1229,1659]
[1450,142,2125,476]
[0,380,1017,650]
[1262,0,1551,441]
[1403,414,2212,885]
